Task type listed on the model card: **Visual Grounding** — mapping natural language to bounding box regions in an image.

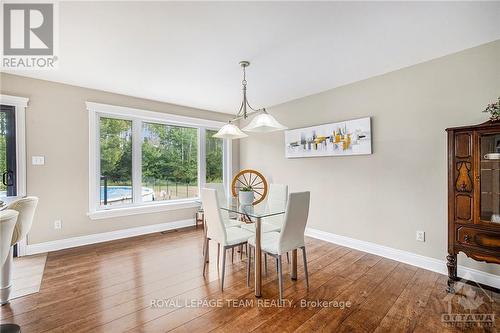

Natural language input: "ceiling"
[6,1,500,114]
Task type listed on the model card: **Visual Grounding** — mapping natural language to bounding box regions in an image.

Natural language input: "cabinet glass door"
[480,133,500,224]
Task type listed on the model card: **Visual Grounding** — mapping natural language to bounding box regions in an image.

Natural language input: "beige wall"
[239,40,500,275]
[0,73,238,244]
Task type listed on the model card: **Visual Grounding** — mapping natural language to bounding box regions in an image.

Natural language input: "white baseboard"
[305,227,500,289]
[26,219,196,255]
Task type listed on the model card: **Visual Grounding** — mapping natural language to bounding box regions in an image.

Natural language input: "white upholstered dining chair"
[241,183,288,233]
[202,184,245,261]
[205,183,244,228]
[241,184,288,272]
[247,191,310,300]
[201,188,253,290]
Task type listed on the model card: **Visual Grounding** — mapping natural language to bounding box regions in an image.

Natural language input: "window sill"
[87,199,201,220]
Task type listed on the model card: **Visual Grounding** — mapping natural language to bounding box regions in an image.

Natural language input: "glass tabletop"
[219,202,285,219]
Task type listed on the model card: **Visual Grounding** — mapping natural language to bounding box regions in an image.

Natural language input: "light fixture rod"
[230,108,264,123]
[235,60,262,121]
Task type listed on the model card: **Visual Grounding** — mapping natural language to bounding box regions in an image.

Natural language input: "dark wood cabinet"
[446,121,500,293]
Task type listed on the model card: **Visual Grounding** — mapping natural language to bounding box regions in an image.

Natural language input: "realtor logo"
[2,2,58,69]
[3,3,53,55]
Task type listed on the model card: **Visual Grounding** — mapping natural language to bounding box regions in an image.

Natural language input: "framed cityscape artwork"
[285,117,372,158]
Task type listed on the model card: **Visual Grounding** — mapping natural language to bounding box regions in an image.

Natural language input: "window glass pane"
[206,129,224,185]
[142,123,198,201]
[99,117,132,207]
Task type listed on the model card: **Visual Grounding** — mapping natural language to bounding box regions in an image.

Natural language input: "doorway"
[0,104,17,198]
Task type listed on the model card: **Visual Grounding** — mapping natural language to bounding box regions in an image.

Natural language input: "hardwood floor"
[0,227,497,332]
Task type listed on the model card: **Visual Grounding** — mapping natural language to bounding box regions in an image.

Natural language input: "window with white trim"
[87,102,230,218]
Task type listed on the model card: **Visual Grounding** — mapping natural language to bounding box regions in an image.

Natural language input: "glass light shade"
[241,113,288,133]
[213,123,248,139]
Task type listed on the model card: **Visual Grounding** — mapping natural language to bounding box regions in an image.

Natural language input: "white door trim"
[0,94,29,256]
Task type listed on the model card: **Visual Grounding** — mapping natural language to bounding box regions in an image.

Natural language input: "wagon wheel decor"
[231,169,268,205]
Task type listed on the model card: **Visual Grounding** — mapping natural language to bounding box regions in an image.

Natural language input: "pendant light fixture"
[212,122,248,139]
[213,61,287,139]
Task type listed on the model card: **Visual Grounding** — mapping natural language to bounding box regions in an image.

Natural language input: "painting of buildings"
[285,117,372,158]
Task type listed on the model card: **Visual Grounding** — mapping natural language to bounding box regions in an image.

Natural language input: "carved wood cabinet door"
[454,131,474,225]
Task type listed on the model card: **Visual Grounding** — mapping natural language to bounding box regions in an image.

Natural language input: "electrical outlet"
[416,230,425,242]
[54,220,62,230]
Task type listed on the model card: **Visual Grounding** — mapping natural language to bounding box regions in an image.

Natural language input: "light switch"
[32,156,45,165]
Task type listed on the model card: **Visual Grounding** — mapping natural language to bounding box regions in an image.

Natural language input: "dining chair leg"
[240,245,243,260]
[221,246,227,291]
[302,246,309,289]
[217,243,220,269]
[232,248,235,263]
[202,237,209,276]
[286,252,290,264]
[277,255,283,300]
[264,253,268,275]
[246,245,251,287]
[205,238,210,263]
[202,227,207,256]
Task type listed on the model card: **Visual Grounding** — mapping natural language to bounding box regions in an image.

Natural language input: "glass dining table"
[219,202,298,297]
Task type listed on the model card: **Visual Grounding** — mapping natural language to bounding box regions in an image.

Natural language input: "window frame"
[86,102,231,220]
